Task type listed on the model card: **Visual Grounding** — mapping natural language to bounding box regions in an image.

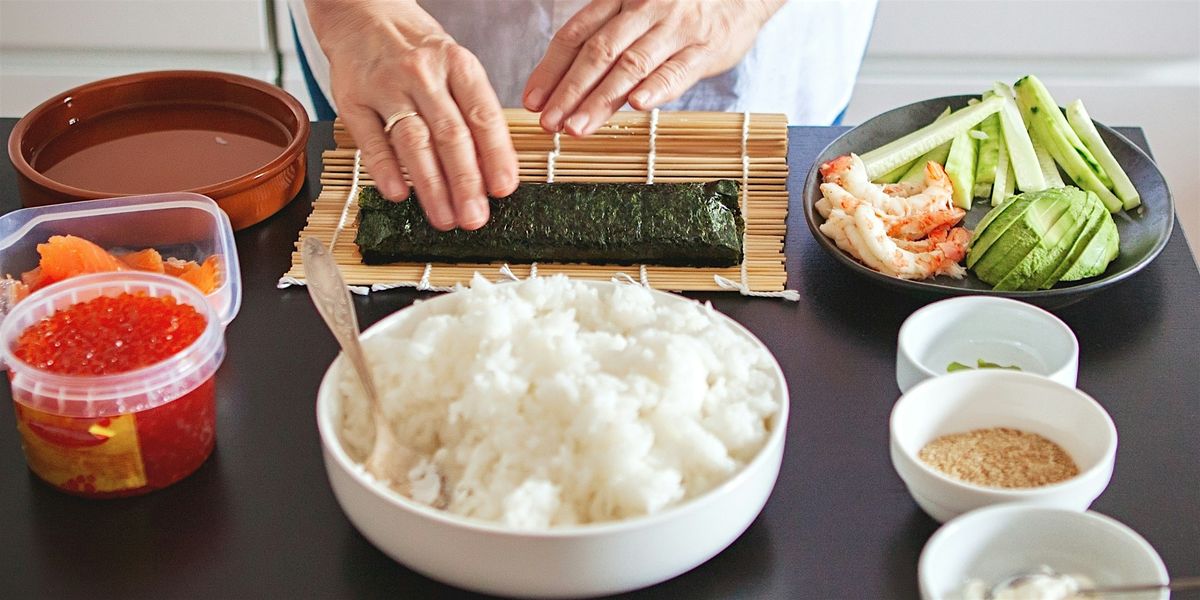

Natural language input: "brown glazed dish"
[8,70,310,230]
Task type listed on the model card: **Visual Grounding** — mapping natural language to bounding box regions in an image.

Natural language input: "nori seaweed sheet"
[354,180,744,267]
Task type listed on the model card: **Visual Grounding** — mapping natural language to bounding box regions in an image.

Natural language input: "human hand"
[306,0,518,230]
[522,0,785,136]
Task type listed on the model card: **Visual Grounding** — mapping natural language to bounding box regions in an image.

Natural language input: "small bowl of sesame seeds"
[889,369,1117,523]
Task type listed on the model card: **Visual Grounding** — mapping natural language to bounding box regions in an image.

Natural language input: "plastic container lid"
[0,192,241,328]
[0,272,226,418]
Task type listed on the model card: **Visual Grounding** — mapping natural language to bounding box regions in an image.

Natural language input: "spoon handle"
[301,237,379,401]
[1084,575,1200,596]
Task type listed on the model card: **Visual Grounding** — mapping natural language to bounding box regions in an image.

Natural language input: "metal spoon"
[302,237,412,484]
[989,569,1200,598]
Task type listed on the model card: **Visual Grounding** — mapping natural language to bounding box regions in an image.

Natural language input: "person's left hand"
[522,0,785,136]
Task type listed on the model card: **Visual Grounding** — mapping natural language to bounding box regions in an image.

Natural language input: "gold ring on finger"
[383,111,420,134]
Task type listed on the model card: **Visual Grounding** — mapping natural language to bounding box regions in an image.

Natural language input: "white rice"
[338,275,781,529]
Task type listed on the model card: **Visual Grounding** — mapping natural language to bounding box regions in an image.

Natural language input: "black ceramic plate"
[803,95,1175,308]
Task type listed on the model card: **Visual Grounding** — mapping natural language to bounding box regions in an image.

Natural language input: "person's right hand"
[306,0,518,230]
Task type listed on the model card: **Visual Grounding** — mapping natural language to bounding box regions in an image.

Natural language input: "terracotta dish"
[8,70,310,230]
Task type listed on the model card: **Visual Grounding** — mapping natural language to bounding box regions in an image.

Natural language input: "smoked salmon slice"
[35,235,128,287]
[15,235,220,295]
[176,255,220,295]
[118,248,165,273]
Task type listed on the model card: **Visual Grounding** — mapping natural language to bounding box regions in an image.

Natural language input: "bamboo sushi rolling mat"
[281,109,793,296]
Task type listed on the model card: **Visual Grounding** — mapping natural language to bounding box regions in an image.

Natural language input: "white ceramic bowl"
[896,296,1078,394]
[315,282,789,598]
[890,370,1116,523]
[919,504,1168,600]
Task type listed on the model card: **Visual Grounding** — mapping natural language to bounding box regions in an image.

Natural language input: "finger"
[447,52,519,198]
[523,0,620,113]
[341,105,409,201]
[409,78,490,231]
[565,25,677,136]
[540,10,655,134]
[628,45,710,111]
[388,112,457,231]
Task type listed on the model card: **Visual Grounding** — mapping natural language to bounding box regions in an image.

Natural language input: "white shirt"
[289,0,877,125]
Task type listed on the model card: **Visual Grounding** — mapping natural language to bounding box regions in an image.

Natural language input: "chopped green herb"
[947,359,1023,373]
[976,359,1022,370]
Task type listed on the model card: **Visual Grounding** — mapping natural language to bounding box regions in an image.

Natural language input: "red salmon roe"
[14,293,206,374]
[10,292,215,498]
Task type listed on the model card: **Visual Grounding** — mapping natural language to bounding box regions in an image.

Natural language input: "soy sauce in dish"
[33,103,291,194]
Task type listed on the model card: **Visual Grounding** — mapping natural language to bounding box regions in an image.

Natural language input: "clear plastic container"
[0,193,241,327]
[0,272,227,498]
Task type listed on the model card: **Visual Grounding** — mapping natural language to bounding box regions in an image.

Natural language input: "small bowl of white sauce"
[919,504,1168,600]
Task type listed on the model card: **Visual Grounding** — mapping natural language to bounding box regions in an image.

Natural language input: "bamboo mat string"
[330,149,363,251]
[713,112,800,301]
[499,263,520,281]
[529,133,562,280]
[634,109,660,288]
[611,272,640,286]
[416,264,456,292]
[646,108,660,185]
[546,132,562,184]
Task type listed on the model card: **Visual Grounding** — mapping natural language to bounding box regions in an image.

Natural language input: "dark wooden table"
[2,120,1197,599]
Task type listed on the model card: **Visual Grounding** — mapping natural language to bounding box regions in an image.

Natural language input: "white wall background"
[846,0,1200,262]
[1,0,1197,260]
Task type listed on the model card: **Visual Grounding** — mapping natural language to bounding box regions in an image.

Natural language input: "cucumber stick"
[874,107,952,183]
[899,142,953,185]
[1014,76,1113,190]
[876,160,916,184]
[975,114,1002,185]
[992,83,1046,193]
[1065,99,1141,209]
[945,129,978,210]
[1014,76,1121,210]
[1017,87,1123,211]
[860,95,1004,180]
[997,163,1016,207]
[990,130,1011,206]
[1031,134,1065,188]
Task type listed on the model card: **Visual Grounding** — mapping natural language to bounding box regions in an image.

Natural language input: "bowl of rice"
[315,275,788,598]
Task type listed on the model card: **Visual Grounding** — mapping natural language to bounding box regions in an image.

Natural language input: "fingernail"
[380,179,403,200]
[491,179,517,198]
[525,87,546,111]
[566,114,590,136]
[460,198,488,230]
[630,90,653,108]
[425,205,455,231]
[542,109,563,132]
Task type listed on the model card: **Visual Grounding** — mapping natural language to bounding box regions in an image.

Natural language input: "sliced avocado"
[966,193,1037,268]
[1036,192,1108,288]
[972,191,1073,284]
[992,188,1094,291]
[969,194,1020,251]
[1061,214,1119,281]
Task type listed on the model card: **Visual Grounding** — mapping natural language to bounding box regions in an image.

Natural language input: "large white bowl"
[890,370,1116,523]
[315,281,789,598]
[919,505,1168,600]
[896,296,1078,394]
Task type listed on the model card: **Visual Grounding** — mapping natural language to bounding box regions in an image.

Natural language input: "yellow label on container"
[14,403,147,494]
